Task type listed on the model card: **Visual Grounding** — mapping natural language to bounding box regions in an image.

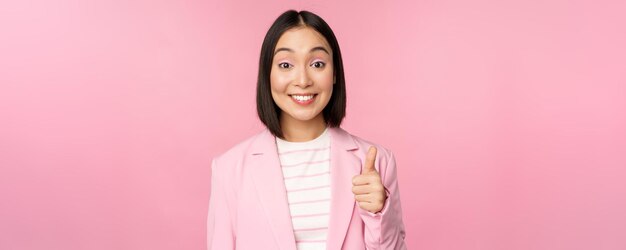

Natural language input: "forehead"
[274,27,331,54]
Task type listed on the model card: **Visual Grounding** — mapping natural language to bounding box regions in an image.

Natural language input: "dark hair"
[256,10,346,139]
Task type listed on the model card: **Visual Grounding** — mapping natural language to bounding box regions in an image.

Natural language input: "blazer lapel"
[326,127,361,250]
[249,129,297,250]
[248,127,361,250]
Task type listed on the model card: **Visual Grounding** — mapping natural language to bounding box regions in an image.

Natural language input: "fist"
[352,146,387,214]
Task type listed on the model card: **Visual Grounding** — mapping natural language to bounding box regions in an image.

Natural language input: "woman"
[207,10,407,250]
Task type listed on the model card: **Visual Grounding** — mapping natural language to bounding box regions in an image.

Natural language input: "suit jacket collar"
[249,127,361,250]
[249,126,358,154]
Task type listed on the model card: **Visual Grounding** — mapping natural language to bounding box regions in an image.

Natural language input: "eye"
[278,62,292,69]
[311,61,326,68]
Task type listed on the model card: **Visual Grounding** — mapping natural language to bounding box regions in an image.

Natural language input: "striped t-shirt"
[276,127,331,250]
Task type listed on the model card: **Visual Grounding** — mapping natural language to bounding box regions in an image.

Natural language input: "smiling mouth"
[289,94,317,101]
[288,94,317,105]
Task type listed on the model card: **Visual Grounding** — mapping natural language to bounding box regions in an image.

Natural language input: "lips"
[290,94,315,101]
[289,94,317,105]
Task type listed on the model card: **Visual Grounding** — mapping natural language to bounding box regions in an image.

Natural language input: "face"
[270,26,334,125]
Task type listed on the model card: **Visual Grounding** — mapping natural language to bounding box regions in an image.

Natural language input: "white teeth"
[291,95,314,101]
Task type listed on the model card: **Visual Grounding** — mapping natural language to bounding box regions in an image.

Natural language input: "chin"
[286,111,322,122]
[291,115,317,122]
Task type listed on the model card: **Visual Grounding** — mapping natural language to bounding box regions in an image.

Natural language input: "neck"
[280,113,327,142]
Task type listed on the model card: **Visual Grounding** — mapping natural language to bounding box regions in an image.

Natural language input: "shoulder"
[211,129,267,169]
[337,128,399,183]
[340,129,399,185]
[332,127,395,164]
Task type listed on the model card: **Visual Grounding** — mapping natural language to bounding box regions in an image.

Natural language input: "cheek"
[270,74,286,93]
[311,71,334,89]
[313,64,334,85]
[270,69,292,90]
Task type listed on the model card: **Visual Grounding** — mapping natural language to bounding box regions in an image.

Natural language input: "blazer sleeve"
[207,158,236,250]
[358,149,408,250]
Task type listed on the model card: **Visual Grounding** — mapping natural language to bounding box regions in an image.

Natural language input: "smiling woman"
[270,26,335,142]
[257,10,346,142]
[207,10,407,250]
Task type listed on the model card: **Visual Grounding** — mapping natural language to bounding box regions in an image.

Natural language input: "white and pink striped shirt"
[276,127,331,250]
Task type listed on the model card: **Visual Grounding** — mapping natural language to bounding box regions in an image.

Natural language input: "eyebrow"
[274,46,330,56]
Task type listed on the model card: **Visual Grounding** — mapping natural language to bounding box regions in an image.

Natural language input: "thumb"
[363,146,378,174]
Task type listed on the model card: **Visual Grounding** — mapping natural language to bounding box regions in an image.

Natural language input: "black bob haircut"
[256,10,346,139]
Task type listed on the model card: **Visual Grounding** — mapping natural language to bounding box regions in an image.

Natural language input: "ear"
[333,75,336,84]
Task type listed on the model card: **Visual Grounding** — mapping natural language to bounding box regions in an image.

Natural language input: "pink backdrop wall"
[1,0,625,249]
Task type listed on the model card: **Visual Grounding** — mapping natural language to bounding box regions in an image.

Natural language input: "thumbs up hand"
[352,146,387,214]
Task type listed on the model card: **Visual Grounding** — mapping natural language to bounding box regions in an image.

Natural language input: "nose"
[293,66,312,88]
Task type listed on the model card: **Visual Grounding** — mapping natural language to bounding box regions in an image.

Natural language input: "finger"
[354,194,370,202]
[363,146,378,174]
[352,185,370,195]
[352,175,370,186]
[358,201,374,212]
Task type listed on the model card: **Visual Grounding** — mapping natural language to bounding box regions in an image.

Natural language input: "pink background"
[1,0,625,249]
